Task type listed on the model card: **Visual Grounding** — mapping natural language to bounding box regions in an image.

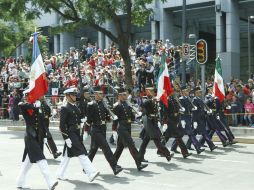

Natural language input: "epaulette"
[113,102,119,107]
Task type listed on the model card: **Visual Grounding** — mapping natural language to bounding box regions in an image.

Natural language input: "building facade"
[16,0,254,81]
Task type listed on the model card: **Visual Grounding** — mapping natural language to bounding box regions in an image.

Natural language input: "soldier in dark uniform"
[139,85,174,162]
[160,93,192,158]
[192,87,217,151]
[83,86,123,175]
[57,87,99,182]
[213,96,236,144]
[112,87,148,170]
[199,88,230,147]
[78,86,91,139]
[39,96,62,159]
[172,87,205,154]
[16,89,58,190]
[202,87,236,145]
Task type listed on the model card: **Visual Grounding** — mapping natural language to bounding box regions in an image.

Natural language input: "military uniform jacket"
[60,102,86,157]
[113,101,135,129]
[179,96,194,135]
[141,98,161,139]
[86,100,111,134]
[19,102,45,163]
[205,94,225,131]
[40,100,51,137]
[192,97,207,134]
[163,97,184,138]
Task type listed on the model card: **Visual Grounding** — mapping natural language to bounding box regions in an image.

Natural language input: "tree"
[0,20,37,57]
[23,0,166,88]
[0,0,41,57]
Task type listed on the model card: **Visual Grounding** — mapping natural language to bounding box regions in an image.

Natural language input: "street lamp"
[248,16,254,78]
[188,34,197,83]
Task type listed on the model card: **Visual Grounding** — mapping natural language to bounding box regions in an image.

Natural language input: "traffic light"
[196,39,207,64]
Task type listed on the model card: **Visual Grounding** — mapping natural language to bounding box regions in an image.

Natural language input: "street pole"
[201,65,205,99]
[181,0,186,86]
[248,17,252,78]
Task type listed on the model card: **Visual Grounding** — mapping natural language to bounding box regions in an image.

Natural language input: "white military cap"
[63,87,77,94]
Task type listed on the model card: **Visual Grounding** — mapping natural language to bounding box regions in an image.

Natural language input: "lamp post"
[181,0,187,85]
[248,16,254,78]
[188,34,197,83]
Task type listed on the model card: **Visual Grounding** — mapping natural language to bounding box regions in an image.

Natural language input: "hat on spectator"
[23,88,31,96]
[117,87,127,95]
[93,86,103,93]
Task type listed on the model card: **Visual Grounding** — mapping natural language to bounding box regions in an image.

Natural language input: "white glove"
[83,131,88,141]
[192,106,197,111]
[113,131,118,142]
[181,120,186,128]
[193,122,198,129]
[81,117,87,123]
[179,107,185,113]
[207,109,213,114]
[65,138,72,148]
[162,124,168,132]
[112,115,118,121]
[226,106,231,110]
[158,121,161,128]
[34,100,41,108]
[43,138,47,144]
[216,115,220,120]
[135,112,142,118]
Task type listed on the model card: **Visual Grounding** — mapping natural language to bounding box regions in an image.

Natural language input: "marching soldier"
[213,95,237,144]
[199,88,230,147]
[160,94,192,158]
[39,96,62,159]
[112,87,148,170]
[139,85,174,162]
[172,86,205,154]
[83,86,123,175]
[192,87,217,151]
[56,87,100,182]
[16,89,58,190]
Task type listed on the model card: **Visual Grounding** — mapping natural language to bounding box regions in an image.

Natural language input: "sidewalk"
[1,119,254,144]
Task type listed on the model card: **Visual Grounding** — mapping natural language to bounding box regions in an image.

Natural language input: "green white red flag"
[213,56,225,102]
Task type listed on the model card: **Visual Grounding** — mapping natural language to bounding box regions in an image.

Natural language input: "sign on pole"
[182,43,190,60]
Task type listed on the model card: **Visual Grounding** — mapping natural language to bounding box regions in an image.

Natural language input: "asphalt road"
[1,127,254,190]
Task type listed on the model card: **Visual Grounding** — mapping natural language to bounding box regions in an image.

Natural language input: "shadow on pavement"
[123,167,159,177]
[96,174,132,184]
[184,168,213,175]
[172,157,203,164]
[190,153,216,159]
[65,179,109,190]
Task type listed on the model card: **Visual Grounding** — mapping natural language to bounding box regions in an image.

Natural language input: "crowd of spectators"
[0,39,254,127]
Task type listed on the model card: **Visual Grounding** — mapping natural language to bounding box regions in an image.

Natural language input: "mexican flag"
[213,56,225,102]
[27,32,48,103]
[157,51,173,107]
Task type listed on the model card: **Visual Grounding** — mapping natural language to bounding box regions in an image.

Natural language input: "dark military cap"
[118,87,127,95]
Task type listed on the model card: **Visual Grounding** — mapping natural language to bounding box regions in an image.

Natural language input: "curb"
[7,126,254,144]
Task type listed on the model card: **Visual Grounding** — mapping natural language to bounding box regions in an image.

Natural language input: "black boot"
[113,165,123,175]
[137,163,148,171]
[183,153,192,159]
[210,146,218,151]
[53,152,62,159]
[197,148,205,154]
